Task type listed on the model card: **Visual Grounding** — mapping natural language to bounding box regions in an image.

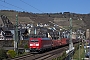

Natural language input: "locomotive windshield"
[30,40,38,42]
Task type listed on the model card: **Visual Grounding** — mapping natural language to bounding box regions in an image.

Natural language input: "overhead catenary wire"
[0,0,27,12]
[0,0,50,24]
[0,0,44,13]
[19,0,44,13]
[0,4,10,9]
[0,4,10,16]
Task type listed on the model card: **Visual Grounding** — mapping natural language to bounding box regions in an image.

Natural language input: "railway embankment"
[0,40,28,50]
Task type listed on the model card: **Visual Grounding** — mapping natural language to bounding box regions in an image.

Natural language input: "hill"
[0,10,89,30]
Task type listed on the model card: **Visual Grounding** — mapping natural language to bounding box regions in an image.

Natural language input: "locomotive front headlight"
[36,44,39,46]
[30,44,33,46]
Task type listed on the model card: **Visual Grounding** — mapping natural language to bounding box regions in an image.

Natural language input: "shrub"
[0,49,8,60]
[7,50,16,58]
[24,44,29,49]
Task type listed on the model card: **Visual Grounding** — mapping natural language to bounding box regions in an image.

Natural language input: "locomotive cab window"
[30,40,38,42]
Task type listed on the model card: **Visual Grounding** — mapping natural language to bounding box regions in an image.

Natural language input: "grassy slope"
[0,10,85,30]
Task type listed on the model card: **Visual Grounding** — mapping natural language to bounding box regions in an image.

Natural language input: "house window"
[2,37,3,39]
[0,37,3,39]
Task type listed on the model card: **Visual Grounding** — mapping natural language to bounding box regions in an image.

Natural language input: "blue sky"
[0,0,90,14]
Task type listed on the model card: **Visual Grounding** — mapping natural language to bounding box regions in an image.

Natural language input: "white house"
[0,27,13,40]
[0,28,4,40]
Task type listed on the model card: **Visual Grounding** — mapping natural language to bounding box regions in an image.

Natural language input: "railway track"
[9,46,68,60]
[9,43,79,60]
[33,46,68,60]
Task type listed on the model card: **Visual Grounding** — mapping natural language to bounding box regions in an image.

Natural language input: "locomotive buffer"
[66,18,74,59]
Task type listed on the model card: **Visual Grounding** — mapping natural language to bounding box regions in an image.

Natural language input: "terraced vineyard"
[0,10,89,30]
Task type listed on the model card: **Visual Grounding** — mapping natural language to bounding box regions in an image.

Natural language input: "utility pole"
[79,29,81,60]
[66,18,74,60]
[69,18,73,51]
[14,14,18,55]
[69,18,74,60]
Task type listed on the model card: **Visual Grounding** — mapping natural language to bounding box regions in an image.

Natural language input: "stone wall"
[0,40,28,48]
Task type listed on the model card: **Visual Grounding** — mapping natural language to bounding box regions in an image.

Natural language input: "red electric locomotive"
[29,38,52,52]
